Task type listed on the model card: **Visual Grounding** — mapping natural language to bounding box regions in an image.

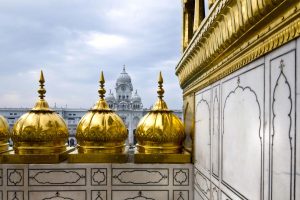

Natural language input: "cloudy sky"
[0,0,183,109]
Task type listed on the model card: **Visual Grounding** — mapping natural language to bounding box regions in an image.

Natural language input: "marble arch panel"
[195,88,211,175]
[221,64,264,200]
[269,49,296,200]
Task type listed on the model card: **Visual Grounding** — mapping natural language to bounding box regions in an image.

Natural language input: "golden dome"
[135,72,185,154]
[76,71,127,154]
[0,115,10,152]
[12,71,68,154]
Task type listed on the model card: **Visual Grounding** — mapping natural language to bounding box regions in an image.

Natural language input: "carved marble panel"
[7,169,24,186]
[7,191,23,200]
[91,190,107,200]
[195,88,211,174]
[29,169,86,186]
[28,191,86,200]
[111,190,168,200]
[173,190,188,200]
[212,85,220,178]
[211,184,218,200]
[269,51,296,200]
[194,190,204,200]
[91,168,107,186]
[297,92,300,200]
[112,168,169,186]
[192,38,299,200]
[221,64,264,199]
[1,164,193,200]
[0,169,2,186]
[173,169,189,186]
[194,168,210,199]
[296,37,300,200]
[220,192,231,200]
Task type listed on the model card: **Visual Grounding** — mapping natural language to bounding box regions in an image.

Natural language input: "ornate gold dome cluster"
[0,70,188,163]
[76,71,128,154]
[12,71,69,154]
[0,115,9,152]
[135,72,185,154]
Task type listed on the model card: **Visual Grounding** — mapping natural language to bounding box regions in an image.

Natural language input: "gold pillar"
[193,0,205,33]
[182,0,195,51]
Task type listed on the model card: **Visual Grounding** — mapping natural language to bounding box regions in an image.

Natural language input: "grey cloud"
[0,0,182,109]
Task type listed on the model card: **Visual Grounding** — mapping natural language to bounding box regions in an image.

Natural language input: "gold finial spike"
[38,70,46,100]
[98,71,106,99]
[157,71,164,99]
[100,71,105,84]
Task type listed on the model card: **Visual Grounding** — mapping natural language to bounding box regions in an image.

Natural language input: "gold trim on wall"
[176,0,300,96]
[183,93,195,158]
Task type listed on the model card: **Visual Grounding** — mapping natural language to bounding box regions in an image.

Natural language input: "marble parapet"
[0,163,193,200]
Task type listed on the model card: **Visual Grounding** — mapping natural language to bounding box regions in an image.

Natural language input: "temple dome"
[12,71,69,154]
[132,90,141,102]
[0,115,9,152]
[106,90,116,102]
[116,66,133,90]
[135,72,185,154]
[76,71,128,153]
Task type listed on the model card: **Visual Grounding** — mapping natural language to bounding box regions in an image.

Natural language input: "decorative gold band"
[14,142,67,154]
[176,0,300,96]
[136,143,182,154]
[77,141,126,154]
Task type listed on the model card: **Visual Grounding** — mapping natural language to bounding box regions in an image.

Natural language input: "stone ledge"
[0,163,194,200]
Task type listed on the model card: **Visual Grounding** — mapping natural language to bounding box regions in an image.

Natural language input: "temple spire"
[157,71,164,100]
[38,70,46,100]
[98,71,106,99]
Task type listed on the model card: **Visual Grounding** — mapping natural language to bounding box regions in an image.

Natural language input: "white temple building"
[105,66,144,145]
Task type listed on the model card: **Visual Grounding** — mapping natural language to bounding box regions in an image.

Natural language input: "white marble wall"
[0,163,193,200]
[193,39,300,200]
